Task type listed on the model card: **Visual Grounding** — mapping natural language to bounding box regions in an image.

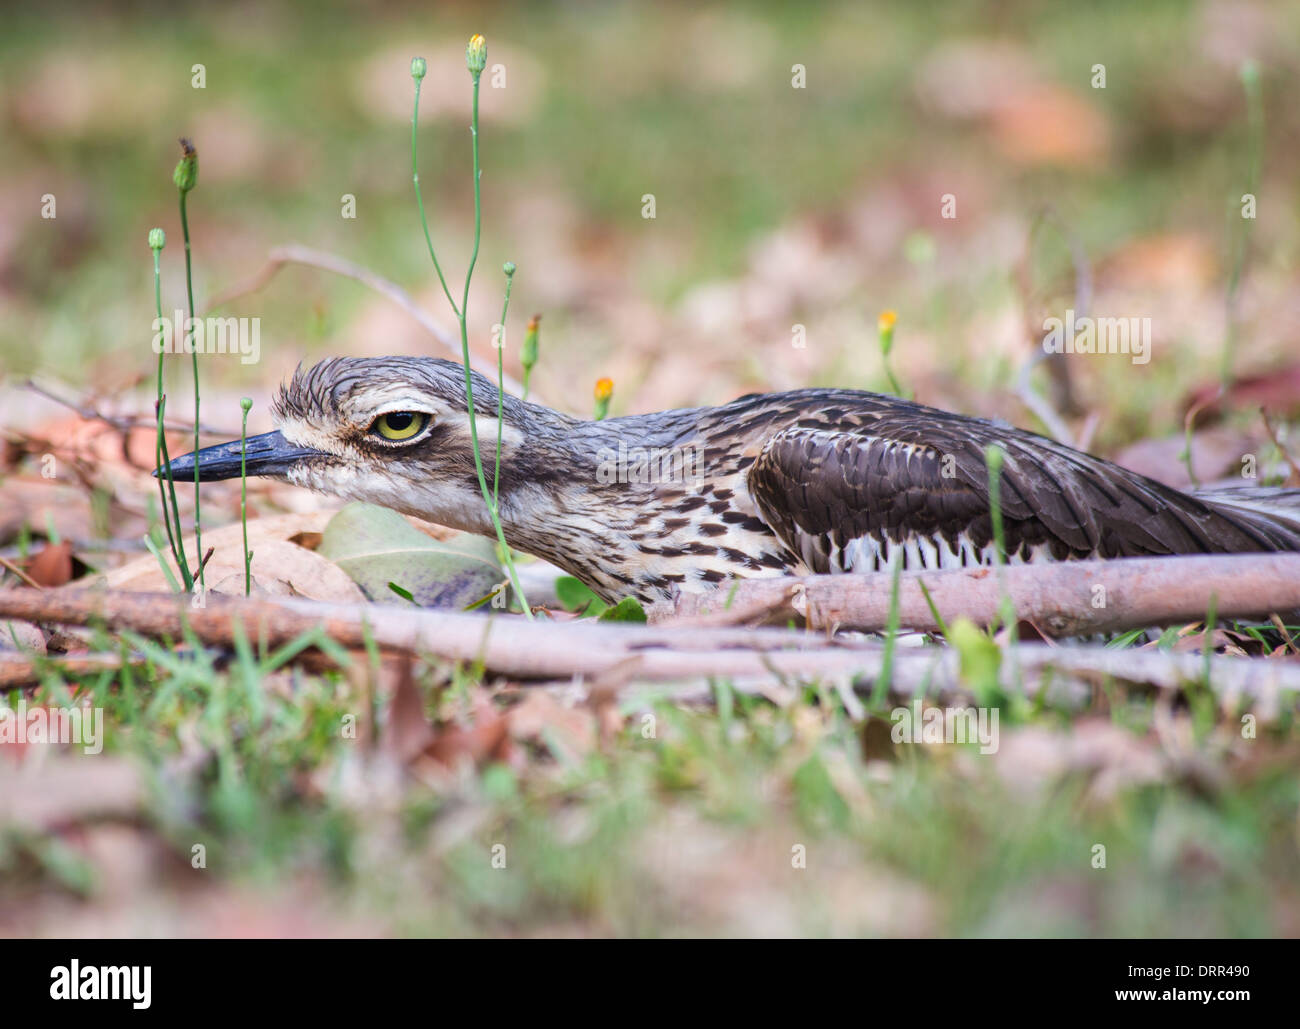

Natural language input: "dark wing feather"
[746,412,1300,573]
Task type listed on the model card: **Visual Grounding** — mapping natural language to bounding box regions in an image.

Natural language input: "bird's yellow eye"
[372,411,428,441]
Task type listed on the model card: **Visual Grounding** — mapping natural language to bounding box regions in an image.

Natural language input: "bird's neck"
[491,413,650,541]
[486,407,757,600]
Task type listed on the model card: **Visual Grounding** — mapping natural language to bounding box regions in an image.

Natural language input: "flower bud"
[521,314,541,374]
[148,227,166,251]
[593,377,613,420]
[877,309,897,357]
[410,56,427,80]
[173,138,198,193]
[466,34,487,76]
[503,261,517,277]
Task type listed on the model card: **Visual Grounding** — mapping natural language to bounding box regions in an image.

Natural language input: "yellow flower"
[877,309,898,358]
[593,377,613,420]
[466,34,487,75]
[521,314,541,372]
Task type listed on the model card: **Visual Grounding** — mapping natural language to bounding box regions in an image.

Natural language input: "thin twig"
[195,546,216,579]
[203,243,532,400]
[0,557,43,590]
[1017,207,1089,422]
[1269,614,1299,655]
[1016,350,1077,447]
[25,380,236,437]
[1260,407,1300,486]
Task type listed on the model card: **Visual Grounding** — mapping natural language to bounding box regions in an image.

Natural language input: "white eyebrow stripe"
[353,391,442,413]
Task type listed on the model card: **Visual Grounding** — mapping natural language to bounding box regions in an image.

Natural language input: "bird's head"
[159,356,569,534]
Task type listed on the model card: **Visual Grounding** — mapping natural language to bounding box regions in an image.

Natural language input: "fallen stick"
[0,588,863,679]
[661,554,1300,636]
[625,640,1298,720]
[0,652,137,687]
[0,589,1297,718]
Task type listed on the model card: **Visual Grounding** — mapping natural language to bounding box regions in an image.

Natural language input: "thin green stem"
[883,360,906,399]
[461,77,484,330]
[494,270,515,504]
[1202,590,1219,696]
[520,313,540,403]
[152,254,179,572]
[154,398,191,591]
[240,400,253,596]
[152,248,192,590]
[456,73,531,618]
[917,578,949,637]
[411,77,461,318]
[179,191,203,590]
[870,555,904,709]
[986,444,1021,693]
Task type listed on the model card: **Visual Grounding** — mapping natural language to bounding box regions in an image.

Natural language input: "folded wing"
[746,414,1300,573]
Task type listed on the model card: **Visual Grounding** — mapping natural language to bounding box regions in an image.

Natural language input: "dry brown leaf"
[507,690,597,760]
[1184,366,1300,424]
[1098,233,1217,293]
[0,478,100,547]
[384,656,434,763]
[25,540,74,587]
[1170,628,1236,654]
[100,512,364,602]
[0,619,45,654]
[1114,426,1257,488]
[423,698,513,770]
[913,43,1109,167]
[990,88,1111,168]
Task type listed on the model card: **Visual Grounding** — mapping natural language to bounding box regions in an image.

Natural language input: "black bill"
[154,430,329,483]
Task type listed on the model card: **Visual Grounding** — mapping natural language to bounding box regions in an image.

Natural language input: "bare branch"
[0,652,136,687]
[25,379,237,438]
[204,244,533,400]
[0,588,1297,721]
[664,554,1300,636]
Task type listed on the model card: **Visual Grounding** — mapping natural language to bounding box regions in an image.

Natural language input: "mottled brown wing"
[745,417,1298,573]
